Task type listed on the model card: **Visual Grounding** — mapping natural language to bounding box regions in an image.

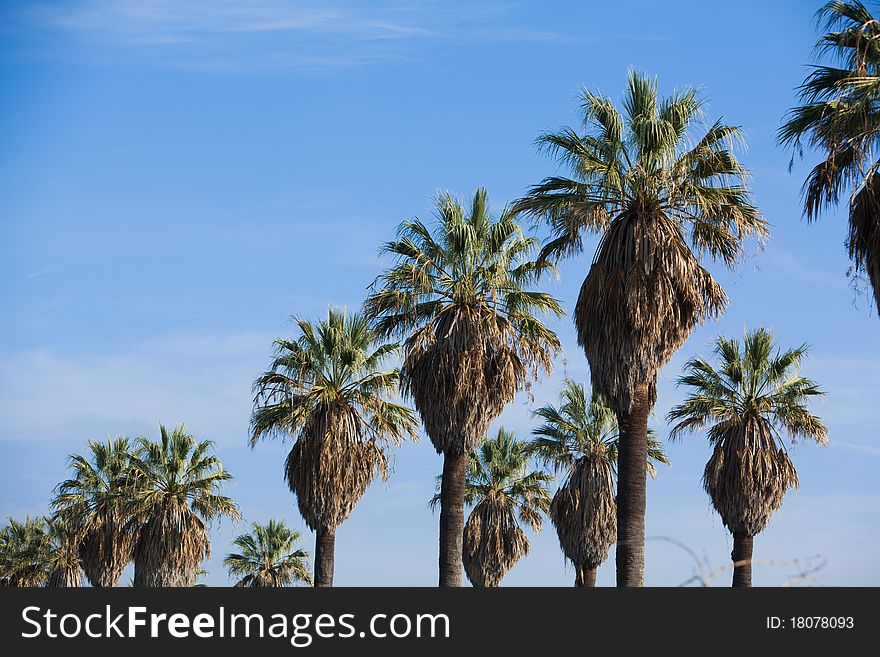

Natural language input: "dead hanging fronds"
[129,425,240,588]
[550,456,617,572]
[669,328,827,539]
[463,498,530,587]
[365,188,564,456]
[45,513,82,588]
[251,308,418,538]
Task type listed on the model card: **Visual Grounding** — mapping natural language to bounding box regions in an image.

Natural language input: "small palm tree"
[513,71,766,585]
[365,188,563,586]
[779,1,880,314]
[225,519,312,587]
[530,380,668,586]
[432,428,551,587]
[251,308,417,587]
[45,513,82,588]
[129,425,240,587]
[51,437,134,587]
[668,328,828,587]
[0,517,52,587]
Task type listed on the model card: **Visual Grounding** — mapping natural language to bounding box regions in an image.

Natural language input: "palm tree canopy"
[779,1,880,313]
[51,437,134,587]
[0,516,52,587]
[435,428,551,587]
[365,188,564,455]
[529,379,669,477]
[225,519,312,587]
[251,308,418,532]
[667,328,827,536]
[514,71,767,414]
[130,425,240,586]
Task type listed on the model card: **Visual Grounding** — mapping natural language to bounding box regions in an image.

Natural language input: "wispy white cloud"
[10,0,574,73]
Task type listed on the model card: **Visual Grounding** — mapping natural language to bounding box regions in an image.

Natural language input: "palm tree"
[779,1,880,314]
[225,519,312,587]
[0,517,51,587]
[45,513,83,587]
[434,428,551,587]
[51,437,134,587]
[129,424,240,587]
[667,328,828,587]
[513,72,766,585]
[251,308,417,587]
[365,188,563,586]
[530,379,668,586]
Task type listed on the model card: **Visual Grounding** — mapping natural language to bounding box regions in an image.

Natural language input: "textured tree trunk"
[731,533,754,588]
[615,382,650,587]
[439,451,467,587]
[314,526,336,587]
[575,565,597,587]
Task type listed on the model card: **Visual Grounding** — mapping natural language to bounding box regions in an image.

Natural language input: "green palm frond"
[225,519,312,587]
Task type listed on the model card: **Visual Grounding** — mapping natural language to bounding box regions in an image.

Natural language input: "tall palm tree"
[129,424,240,587]
[434,428,551,587]
[513,72,766,585]
[225,519,312,587]
[365,188,563,586]
[667,328,828,587]
[779,1,880,314]
[530,379,668,586]
[0,516,51,587]
[251,308,417,587]
[52,437,134,587]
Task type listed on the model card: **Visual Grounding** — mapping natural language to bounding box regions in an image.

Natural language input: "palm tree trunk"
[575,565,597,587]
[314,526,336,587]
[731,533,754,587]
[615,382,650,587]
[438,451,467,587]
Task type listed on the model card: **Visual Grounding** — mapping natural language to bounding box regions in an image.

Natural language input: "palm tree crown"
[668,328,828,539]
[779,1,880,314]
[225,519,312,587]
[514,70,767,415]
[251,308,417,533]
[129,425,240,587]
[51,437,135,587]
[0,517,52,587]
[365,187,563,456]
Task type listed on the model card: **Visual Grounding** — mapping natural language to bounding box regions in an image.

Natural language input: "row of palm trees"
[2,1,874,589]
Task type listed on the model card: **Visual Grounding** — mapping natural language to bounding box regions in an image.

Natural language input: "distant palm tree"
[225,519,312,587]
[52,437,134,587]
[779,1,880,314]
[129,425,240,587]
[0,516,51,587]
[668,328,828,587]
[530,380,668,586]
[45,513,82,587]
[513,71,766,585]
[366,188,563,586]
[251,308,417,587]
[432,428,551,587]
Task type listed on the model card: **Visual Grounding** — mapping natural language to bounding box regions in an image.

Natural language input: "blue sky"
[1,0,878,586]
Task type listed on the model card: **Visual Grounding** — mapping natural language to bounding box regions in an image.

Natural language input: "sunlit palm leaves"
[51,437,134,587]
[780,1,880,313]
[129,425,240,587]
[365,188,563,456]
[668,328,827,540]
[0,516,52,587]
[225,519,312,587]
